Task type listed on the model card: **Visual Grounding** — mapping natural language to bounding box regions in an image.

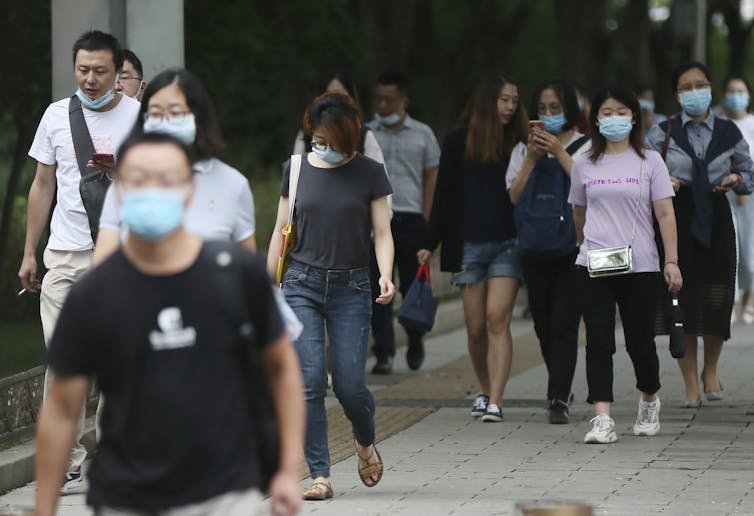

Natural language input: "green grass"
[0,321,45,378]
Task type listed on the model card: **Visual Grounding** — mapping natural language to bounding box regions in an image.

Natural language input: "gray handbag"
[586,160,644,278]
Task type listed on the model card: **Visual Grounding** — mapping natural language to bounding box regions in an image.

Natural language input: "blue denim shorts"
[451,239,523,285]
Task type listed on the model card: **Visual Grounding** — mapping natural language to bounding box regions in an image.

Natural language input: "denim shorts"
[451,239,523,285]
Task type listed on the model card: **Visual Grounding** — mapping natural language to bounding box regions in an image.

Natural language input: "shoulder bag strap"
[629,160,644,246]
[661,117,674,161]
[287,155,302,224]
[68,95,96,176]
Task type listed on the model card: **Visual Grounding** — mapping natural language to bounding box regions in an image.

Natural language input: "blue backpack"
[514,136,588,257]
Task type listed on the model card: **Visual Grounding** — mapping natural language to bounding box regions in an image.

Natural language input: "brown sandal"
[303,477,333,500]
[355,439,384,487]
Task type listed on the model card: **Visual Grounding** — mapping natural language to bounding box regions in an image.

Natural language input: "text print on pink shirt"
[586,177,640,188]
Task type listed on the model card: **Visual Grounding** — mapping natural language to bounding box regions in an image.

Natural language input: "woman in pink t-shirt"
[568,86,683,444]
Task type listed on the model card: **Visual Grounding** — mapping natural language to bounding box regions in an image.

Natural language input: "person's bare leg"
[594,401,611,417]
[700,335,724,392]
[485,277,520,407]
[461,283,490,395]
[677,335,700,400]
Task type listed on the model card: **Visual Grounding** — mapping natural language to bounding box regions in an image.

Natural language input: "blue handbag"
[398,264,438,334]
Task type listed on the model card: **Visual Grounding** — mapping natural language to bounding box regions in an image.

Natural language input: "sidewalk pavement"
[2,299,754,515]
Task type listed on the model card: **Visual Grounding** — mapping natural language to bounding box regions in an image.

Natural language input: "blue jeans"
[282,260,375,478]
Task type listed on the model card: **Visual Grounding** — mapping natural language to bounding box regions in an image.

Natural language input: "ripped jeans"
[282,260,375,479]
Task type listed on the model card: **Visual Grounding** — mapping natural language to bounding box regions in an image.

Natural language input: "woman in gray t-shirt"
[267,93,394,501]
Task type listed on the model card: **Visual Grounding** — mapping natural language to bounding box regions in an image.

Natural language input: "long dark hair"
[131,68,225,161]
[588,86,645,162]
[464,71,528,163]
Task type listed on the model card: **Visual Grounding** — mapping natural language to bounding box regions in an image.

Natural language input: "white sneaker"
[481,403,503,422]
[633,396,661,436]
[470,394,489,417]
[584,414,617,444]
[60,466,84,494]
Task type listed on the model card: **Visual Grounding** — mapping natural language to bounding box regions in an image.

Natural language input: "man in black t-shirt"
[35,133,304,516]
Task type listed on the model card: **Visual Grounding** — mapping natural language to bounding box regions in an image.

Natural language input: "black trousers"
[579,267,661,403]
[371,213,428,359]
[522,252,581,402]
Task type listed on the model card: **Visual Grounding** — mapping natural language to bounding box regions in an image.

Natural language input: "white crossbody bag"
[586,160,644,278]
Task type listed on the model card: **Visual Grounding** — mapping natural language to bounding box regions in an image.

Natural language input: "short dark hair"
[131,68,225,161]
[723,74,752,96]
[529,78,581,133]
[671,61,712,92]
[588,85,645,162]
[72,30,124,70]
[116,132,193,176]
[376,71,409,97]
[123,49,144,78]
[303,93,362,156]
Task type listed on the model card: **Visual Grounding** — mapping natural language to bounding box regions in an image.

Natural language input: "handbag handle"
[287,155,302,224]
[415,263,431,283]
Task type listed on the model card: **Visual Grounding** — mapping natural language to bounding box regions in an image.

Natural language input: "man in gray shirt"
[367,71,440,373]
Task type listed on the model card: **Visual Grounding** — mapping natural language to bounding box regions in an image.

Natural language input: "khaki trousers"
[94,488,263,516]
[40,248,93,470]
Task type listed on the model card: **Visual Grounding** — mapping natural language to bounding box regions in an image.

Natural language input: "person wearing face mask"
[720,76,754,325]
[646,62,754,409]
[417,71,528,423]
[569,86,682,444]
[636,85,667,138]
[35,132,305,516]
[506,79,591,424]
[18,30,140,492]
[114,49,147,101]
[93,68,257,265]
[367,71,441,373]
[268,93,395,501]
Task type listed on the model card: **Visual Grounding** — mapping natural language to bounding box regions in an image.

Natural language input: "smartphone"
[529,120,544,136]
[91,153,115,163]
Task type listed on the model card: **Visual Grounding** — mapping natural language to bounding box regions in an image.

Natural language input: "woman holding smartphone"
[570,86,682,444]
[506,79,591,424]
[646,62,754,407]
[418,71,528,423]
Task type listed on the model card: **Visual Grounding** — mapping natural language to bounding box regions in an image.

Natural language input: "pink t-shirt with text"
[568,147,675,273]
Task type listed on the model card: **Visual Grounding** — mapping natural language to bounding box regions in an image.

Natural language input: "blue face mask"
[374,112,401,126]
[725,92,749,114]
[312,143,346,164]
[143,114,197,145]
[598,115,633,142]
[679,89,712,116]
[120,189,185,241]
[639,99,655,112]
[75,87,115,110]
[541,113,566,134]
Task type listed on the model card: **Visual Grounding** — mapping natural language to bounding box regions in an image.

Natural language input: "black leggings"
[579,267,661,403]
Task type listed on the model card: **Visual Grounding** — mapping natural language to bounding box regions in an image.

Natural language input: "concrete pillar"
[51,0,184,102]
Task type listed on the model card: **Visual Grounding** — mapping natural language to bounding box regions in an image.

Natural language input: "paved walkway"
[2,309,754,515]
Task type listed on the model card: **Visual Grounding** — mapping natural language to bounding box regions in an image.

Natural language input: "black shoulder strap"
[68,95,96,176]
[659,117,674,161]
[359,126,369,154]
[565,135,590,156]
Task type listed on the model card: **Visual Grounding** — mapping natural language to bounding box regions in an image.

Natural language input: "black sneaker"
[371,355,393,375]
[481,403,504,422]
[406,337,425,371]
[60,465,83,494]
[548,399,570,424]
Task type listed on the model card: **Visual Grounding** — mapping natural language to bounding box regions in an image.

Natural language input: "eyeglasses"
[118,75,143,83]
[143,112,193,123]
[537,103,563,115]
[677,82,711,93]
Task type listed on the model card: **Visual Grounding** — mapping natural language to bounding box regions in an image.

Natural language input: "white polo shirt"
[28,95,140,251]
[99,157,256,242]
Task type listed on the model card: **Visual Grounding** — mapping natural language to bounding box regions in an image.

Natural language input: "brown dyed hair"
[303,93,362,155]
[588,86,645,162]
[464,71,529,163]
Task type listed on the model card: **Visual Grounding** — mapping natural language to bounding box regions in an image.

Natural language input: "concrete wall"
[51,0,184,101]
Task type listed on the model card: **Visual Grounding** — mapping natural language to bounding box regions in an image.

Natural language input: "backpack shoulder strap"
[565,135,590,156]
[659,116,674,161]
[68,95,96,176]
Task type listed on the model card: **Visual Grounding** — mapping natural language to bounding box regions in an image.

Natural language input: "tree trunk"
[0,117,33,274]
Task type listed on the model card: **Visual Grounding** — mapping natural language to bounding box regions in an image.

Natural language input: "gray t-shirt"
[367,115,440,214]
[281,153,393,269]
[99,157,256,242]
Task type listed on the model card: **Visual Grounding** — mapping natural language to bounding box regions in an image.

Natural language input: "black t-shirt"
[46,242,284,511]
[281,153,393,269]
[461,157,516,242]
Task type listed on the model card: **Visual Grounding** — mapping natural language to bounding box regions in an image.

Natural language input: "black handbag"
[69,95,112,243]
